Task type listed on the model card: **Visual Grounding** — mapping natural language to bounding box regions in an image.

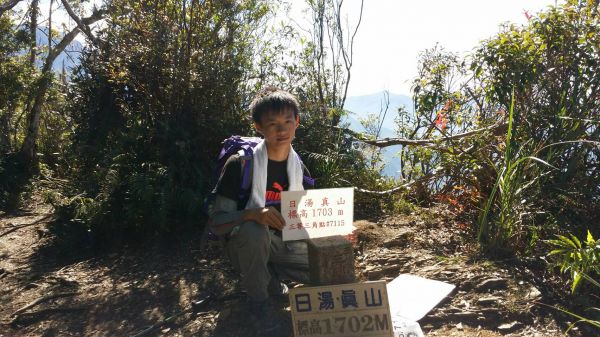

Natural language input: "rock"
[372,254,400,264]
[383,229,414,248]
[497,321,523,332]
[447,312,478,322]
[385,257,409,265]
[525,285,542,300]
[367,268,384,280]
[479,308,503,320]
[381,264,401,274]
[477,296,502,306]
[476,278,508,292]
[420,265,439,274]
[22,282,40,290]
[35,228,49,238]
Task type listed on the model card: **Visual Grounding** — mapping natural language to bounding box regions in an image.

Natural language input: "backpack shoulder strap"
[238,149,252,185]
[301,162,315,187]
[238,151,253,205]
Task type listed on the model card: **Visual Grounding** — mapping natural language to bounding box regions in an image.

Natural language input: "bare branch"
[48,0,53,56]
[337,122,507,148]
[348,0,364,60]
[59,0,98,44]
[376,90,390,139]
[339,0,363,106]
[465,85,485,116]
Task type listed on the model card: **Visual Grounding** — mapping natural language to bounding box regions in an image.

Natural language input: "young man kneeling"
[209,87,312,332]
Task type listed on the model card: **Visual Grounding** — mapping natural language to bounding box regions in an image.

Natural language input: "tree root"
[0,214,53,238]
[9,307,87,326]
[10,291,78,323]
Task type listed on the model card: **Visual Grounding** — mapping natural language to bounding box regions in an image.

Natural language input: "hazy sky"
[328,0,562,96]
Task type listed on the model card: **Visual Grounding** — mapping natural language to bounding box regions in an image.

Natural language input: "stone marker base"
[308,235,355,285]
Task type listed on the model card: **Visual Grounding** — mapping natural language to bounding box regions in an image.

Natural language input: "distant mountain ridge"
[344,92,413,137]
[343,92,414,178]
[29,27,83,73]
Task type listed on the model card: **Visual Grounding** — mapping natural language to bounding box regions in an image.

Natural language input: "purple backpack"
[203,136,314,237]
[215,136,263,202]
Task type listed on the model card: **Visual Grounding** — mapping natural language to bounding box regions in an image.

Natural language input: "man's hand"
[245,206,286,230]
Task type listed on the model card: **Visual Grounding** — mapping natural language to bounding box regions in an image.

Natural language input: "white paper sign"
[281,187,354,241]
[386,274,455,322]
[289,281,394,337]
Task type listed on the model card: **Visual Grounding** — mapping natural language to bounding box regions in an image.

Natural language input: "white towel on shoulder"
[245,139,304,209]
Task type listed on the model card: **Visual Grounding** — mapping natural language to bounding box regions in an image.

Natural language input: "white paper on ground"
[386,274,455,322]
[392,317,425,337]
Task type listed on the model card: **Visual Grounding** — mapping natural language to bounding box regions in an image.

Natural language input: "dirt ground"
[0,196,597,337]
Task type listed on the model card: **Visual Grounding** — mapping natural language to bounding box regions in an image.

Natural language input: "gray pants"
[226,221,309,302]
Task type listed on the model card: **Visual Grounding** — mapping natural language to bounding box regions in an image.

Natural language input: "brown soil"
[0,197,597,337]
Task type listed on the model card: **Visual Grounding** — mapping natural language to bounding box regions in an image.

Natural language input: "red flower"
[435,112,448,131]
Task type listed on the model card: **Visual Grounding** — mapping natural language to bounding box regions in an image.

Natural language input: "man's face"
[254,108,299,151]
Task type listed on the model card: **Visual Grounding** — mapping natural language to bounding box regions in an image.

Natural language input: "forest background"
[0,0,599,322]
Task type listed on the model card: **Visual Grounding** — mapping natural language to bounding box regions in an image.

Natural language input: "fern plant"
[548,230,600,293]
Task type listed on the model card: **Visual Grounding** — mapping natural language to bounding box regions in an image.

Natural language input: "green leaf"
[587,230,594,245]
[547,239,566,247]
[559,235,577,249]
[571,271,582,293]
[570,234,582,249]
[548,249,567,256]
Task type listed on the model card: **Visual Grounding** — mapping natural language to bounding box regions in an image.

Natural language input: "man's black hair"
[249,86,300,123]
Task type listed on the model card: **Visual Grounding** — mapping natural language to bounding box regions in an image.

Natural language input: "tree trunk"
[0,105,13,151]
[0,0,23,16]
[19,74,51,164]
[29,0,38,68]
[19,9,106,165]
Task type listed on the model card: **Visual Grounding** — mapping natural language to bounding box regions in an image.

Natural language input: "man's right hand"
[244,206,286,230]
